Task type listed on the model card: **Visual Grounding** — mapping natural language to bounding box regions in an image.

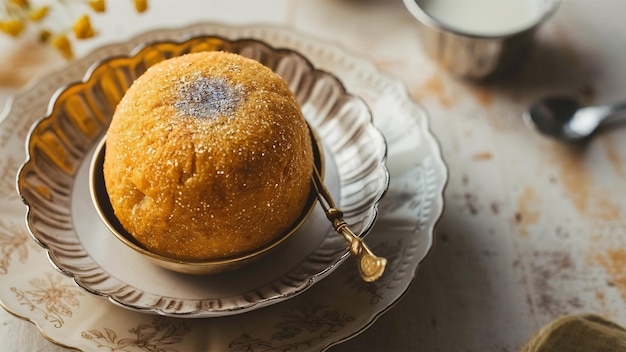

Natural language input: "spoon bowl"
[523,95,626,142]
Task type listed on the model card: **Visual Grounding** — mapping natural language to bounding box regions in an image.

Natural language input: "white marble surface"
[3,0,626,351]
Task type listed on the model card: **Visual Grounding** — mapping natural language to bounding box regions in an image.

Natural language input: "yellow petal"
[88,0,106,12]
[28,6,49,22]
[52,35,74,59]
[73,14,95,39]
[9,0,29,8]
[133,0,147,13]
[0,19,25,37]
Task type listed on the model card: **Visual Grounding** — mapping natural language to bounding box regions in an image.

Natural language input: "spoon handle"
[604,101,626,122]
[311,166,387,282]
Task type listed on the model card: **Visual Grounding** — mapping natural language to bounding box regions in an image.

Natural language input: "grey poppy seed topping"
[174,76,246,119]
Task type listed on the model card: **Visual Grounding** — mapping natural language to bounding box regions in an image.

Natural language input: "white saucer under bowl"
[17,35,389,317]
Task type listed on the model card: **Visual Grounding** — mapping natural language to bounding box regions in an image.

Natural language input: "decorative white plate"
[16,36,389,317]
[0,23,447,351]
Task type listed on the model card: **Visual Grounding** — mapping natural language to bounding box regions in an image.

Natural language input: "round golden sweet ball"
[103,51,314,261]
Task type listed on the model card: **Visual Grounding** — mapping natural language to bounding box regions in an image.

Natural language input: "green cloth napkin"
[521,314,626,352]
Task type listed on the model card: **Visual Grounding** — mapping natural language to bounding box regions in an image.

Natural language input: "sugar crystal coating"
[103,51,314,261]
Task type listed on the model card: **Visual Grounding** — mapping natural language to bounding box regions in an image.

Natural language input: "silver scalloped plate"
[17,35,389,317]
[0,23,447,351]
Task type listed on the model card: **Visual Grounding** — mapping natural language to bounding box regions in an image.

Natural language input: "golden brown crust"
[103,51,314,261]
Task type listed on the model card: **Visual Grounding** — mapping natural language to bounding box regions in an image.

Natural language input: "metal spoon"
[523,95,626,142]
[311,166,387,283]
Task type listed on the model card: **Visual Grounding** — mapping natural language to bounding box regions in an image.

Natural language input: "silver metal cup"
[403,0,560,80]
